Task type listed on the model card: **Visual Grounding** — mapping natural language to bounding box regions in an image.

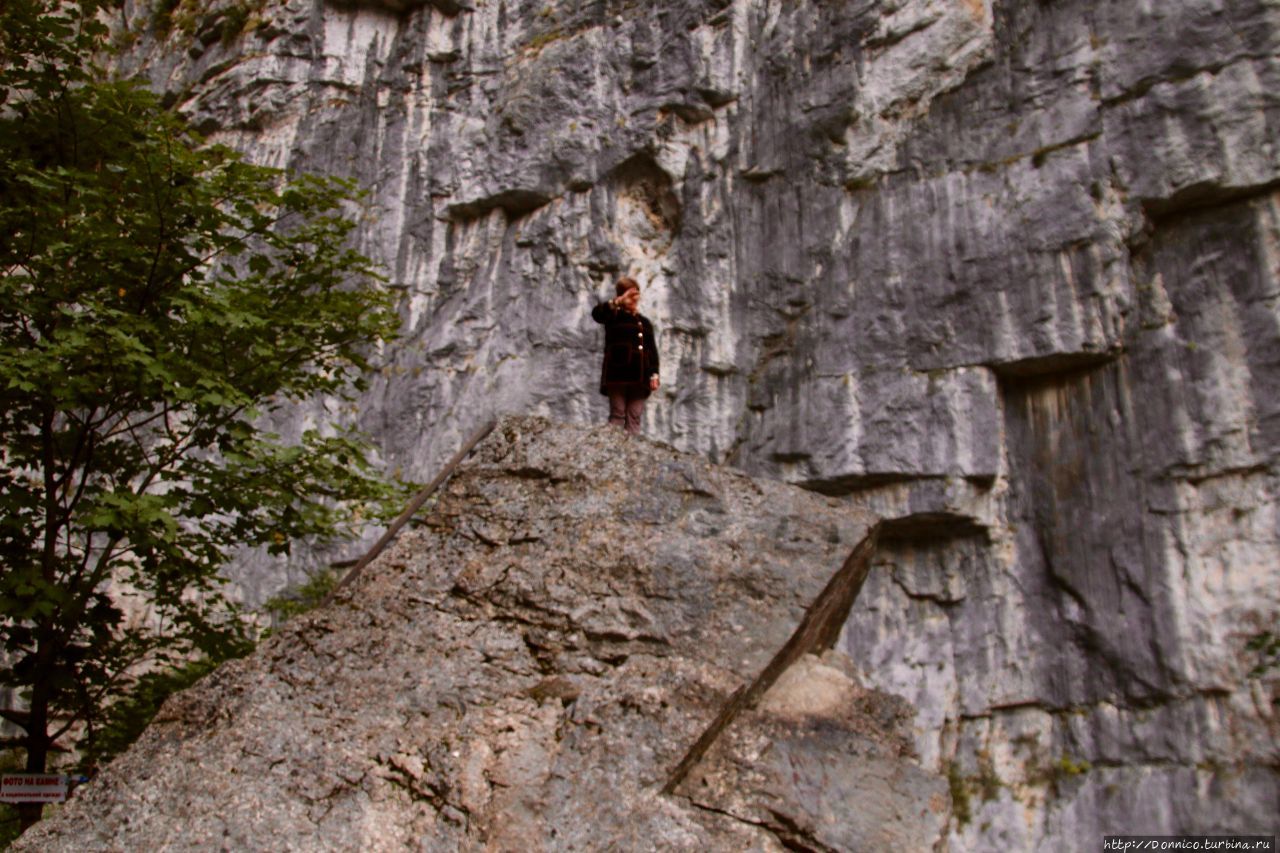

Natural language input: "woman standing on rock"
[592,276,660,434]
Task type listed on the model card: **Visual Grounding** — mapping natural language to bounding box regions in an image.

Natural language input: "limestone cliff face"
[99,0,1278,848]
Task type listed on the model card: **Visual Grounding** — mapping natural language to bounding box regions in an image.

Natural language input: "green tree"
[0,0,404,829]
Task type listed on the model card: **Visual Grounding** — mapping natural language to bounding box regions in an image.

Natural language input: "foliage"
[0,0,406,821]
[149,0,265,45]
[947,760,972,827]
[946,750,1007,827]
[76,644,247,774]
[1246,631,1279,678]
[263,564,344,625]
[0,807,19,849]
[66,562,344,777]
[149,0,185,35]
[0,749,26,849]
[1054,754,1092,777]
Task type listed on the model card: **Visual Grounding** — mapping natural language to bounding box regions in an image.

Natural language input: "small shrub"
[264,566,345,625]
[1246,631,1279,677]
[975,748,1003,801]
[79,646,250,774]
[150,0,184,34]
[1056,754,1092,777]
[948,761,973,826]
[220,4,252,45]
[0,751,27,847]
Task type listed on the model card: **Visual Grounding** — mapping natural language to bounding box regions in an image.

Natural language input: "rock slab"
[16,417,947,851]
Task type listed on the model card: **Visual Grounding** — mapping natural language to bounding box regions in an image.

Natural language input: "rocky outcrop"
[15,418,947,851]
[98,0,1280,847]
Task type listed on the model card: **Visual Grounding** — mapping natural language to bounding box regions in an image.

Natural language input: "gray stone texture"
[16,418,946,851]
[84,0,1280,848]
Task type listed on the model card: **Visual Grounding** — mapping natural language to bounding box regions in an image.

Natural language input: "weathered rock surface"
[17,418,951,850]
[95,0,1280,847]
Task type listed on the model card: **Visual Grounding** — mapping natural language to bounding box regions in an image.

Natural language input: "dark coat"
[591,301,659,397]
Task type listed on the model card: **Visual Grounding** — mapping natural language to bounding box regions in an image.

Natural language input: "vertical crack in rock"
[662,523,882,795]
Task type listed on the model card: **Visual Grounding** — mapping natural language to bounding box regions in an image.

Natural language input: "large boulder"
[16,417,947,850]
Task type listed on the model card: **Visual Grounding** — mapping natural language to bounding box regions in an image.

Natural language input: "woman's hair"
[615,276,639,296]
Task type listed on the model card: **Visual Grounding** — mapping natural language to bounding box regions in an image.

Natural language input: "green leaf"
[0,0,404,791]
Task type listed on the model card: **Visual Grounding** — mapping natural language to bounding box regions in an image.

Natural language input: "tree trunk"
[17,671,52,832]
[20,409,57,833]
[16,800,44,833]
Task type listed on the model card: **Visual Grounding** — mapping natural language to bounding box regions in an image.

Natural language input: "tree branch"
[0,708,31,730]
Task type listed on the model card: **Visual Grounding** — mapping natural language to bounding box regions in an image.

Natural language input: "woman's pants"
[607,388,646,434]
